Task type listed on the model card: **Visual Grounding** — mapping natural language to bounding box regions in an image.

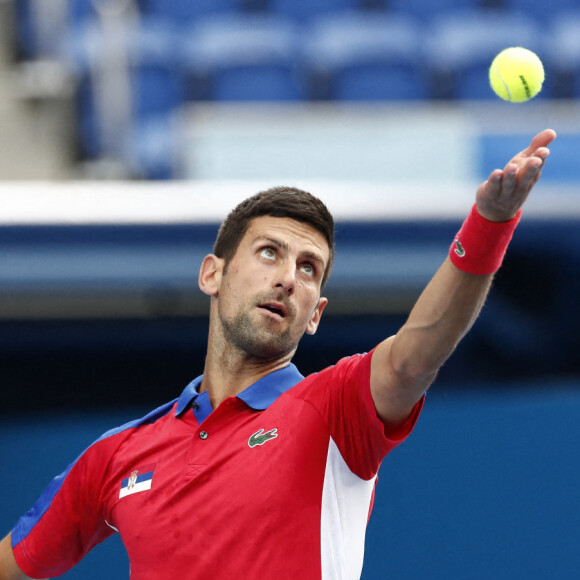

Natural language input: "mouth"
[258,302,287,319]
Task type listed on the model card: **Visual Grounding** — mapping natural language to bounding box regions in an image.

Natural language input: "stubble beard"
[220,301,299,362]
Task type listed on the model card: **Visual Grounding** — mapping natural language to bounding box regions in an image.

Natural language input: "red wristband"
[449,204,522,275]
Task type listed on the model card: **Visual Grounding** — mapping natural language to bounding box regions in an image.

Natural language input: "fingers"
[513,136,552,162]
[534,145,552,161]
[517,158,542,191]
[505,130,554,181]
[500,163,518,194]
[524,129,557,155]
[517,141,551,184]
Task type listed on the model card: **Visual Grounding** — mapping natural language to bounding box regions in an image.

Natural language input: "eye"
[300,262,315,277]
[260,247,276,260]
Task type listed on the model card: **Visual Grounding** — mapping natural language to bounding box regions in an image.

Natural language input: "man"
[0,129,556,579]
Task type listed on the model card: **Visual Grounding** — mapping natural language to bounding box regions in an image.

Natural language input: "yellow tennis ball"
[489,47,545,102]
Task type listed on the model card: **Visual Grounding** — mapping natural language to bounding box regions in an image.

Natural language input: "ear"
[198,254,225,297]
[305,297,328,336]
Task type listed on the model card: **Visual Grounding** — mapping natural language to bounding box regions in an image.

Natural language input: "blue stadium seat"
[545,12,580,98]
[181,15,304,101]
[267,0,359,22]
[15,0,39,57]
[142,0,241,26]
[128,114,182,179]
[505,0,579,25]
[15,0,131,58]
[15,1,88,58]
[426,10,544,100]
[388,0,482,24]
[304,12,428,101]
[69,0,101,23]
[62,21,111,158]
[130,21,186,119]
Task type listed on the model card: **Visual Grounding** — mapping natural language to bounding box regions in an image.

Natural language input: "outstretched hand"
[476,129,557,222]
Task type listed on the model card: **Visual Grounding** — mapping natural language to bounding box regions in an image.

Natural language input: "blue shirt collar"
[175,363,304,416]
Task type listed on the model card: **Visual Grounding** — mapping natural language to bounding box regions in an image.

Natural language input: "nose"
[274,262,295,294]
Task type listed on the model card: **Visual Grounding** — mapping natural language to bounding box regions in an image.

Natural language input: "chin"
[241,332,298,361]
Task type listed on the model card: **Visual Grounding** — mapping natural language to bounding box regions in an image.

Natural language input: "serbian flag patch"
[119,463,157,499]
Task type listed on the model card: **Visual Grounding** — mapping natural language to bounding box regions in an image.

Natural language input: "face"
[201,216,330,361]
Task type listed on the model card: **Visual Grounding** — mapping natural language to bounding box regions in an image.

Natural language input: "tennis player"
[0,129,555,579]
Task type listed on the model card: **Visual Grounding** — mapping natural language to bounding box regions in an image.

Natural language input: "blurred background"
[1,0,579,578]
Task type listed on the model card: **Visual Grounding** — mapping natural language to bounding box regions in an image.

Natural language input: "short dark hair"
[214,186,335,288]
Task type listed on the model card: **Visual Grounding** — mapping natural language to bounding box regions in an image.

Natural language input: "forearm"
[371,257,493,427]
[390,257,493,380]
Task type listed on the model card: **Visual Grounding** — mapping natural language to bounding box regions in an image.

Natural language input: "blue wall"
[364,381,580,579]
[2,380,579,579]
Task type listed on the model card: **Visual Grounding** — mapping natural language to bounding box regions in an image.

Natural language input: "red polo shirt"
[12,350,423,579]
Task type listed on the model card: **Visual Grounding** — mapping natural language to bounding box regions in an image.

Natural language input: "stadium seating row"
[13,2,580,179]
[16,0,580,43]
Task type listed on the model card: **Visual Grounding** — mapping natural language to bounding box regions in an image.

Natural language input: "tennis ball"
[489,47,544,102]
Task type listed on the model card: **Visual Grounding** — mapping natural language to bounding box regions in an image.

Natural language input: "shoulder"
[58,399,179,481]
[295,351,374,391]
[285,351,375,413]
[95,399,178,446]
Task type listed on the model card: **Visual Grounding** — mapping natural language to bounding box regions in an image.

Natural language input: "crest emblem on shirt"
[119,463,157,499]
[248,428,278,448]
[127,470,139,491]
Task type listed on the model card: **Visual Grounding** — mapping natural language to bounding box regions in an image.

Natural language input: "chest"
[104,397,332,549]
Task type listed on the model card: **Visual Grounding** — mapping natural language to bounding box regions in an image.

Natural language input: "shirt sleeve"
[299,348,424,481]
[11,440,116,579]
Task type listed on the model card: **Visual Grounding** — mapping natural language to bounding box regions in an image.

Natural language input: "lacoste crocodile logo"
[248,428,278,448]
[453,238,466,257]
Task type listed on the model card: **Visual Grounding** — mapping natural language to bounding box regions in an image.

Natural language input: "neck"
[200,333,294,409]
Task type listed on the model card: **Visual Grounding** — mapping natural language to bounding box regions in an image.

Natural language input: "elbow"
[388,332,457,386]
[390,355,440,388]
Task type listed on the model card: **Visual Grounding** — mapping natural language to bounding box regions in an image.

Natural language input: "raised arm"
[370,129,557,429]
[0,534,37,580]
